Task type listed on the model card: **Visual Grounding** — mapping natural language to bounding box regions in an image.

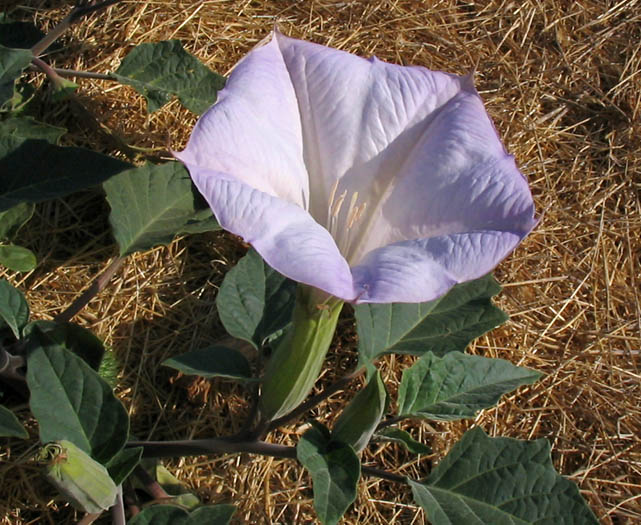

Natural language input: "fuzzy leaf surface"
[217,249,297,348]
[162,346,252,381]
[355,274,507,364]
[0,44,32,107]
[0,405,28,438]
[104,162,219,255]
[409,427,599,524]
[398,352,541,420]
[26,336,129,463]
[297,424,360,525]
[114,40,225,114]
[0,278,28,338]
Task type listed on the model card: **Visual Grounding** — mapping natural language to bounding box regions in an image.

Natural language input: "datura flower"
[176,30,536,304]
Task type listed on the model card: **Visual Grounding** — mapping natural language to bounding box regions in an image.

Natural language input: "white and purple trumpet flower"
[176,30,536,305]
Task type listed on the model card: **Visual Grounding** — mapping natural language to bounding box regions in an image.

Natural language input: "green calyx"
[259,285,343,421]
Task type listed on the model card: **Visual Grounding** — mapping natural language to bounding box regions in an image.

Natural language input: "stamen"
[326,179,340,225]
[331,191,348,218]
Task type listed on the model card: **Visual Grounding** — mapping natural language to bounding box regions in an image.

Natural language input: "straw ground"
[1,0,640,523]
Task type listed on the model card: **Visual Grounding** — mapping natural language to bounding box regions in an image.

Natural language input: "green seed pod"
[39,440,118,513]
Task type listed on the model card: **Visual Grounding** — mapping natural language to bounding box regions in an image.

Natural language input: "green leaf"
[0,116,65,144]
[0,18,46,49]
[409,427,599,524]
[50,77,78,102]
[162,345,253,381]
[129,504,236,525]
[217,249,297,349]
[104,162,219,256]
[354,274,508,364]
[23,320,106,371]
[26,334,129,464]
[0,278,29,338]
[398,352,541,421]
[155,464,200,509]
[0,44,32,108]
[297,423,360,525]
[0,243,36,272]
[374,427,431,455]
[0,138,131,212]
[0,202,34,239]
[105,446,142,486]
[332,370,387,452]
[113,40,226,114]
[0,404,28,438]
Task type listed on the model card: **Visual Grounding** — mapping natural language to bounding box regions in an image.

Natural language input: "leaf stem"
[267,367,365,431]
[376,415,404,432]
[361,465,407,484]
[30,65,115,81]
[133,465,171,501]
[128,438,296,460]
[111,486,126,525]
[55,256,125,323]
[75,513,102,525]
[31,0,122,57]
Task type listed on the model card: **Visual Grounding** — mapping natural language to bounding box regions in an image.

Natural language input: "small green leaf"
[0,404,28,438]
[397,352,542,421]
[0,202,34,239]
[155,464,200,509]
[104,162,219,256]
[297,423,360,525]
[105,446,142,486]
[332,370,387,452]
[355,274,508,364]
[26,334,129,464]
[0,138,131,212]
[50,77,78,102]
[217,249,297,349]
[0,278,29,338]
[23,320,106,371]
[41,440,118,514]
[374,428,431,455]
[0,116,65,144]
[0,243,36,272]
[0,44,32,108]
[162,345,253,381]
[129,504,236,525]
[409,427,599,524]
[114,40,226,114]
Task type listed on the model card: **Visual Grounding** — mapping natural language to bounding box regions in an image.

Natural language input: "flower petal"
[175,35,309,209]
[273,31,466,224]
[351,230,526,303]
[186,166,356,301]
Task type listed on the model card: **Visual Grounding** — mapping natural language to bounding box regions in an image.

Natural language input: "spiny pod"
[39,440,118,514]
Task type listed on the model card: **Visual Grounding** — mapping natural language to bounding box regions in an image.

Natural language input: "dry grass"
[1,0,640,523]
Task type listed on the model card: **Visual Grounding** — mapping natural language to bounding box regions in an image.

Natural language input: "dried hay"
[1,0,640,523]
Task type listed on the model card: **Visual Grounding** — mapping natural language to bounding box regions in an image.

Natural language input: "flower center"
[327,179,368,256]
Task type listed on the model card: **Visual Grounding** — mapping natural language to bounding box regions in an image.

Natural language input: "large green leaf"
[217,249,297,349]
[104,162,219,256]
[113,40,226,114]
[397,352,542,421]
[162,345,253,381]
[409,427,598,524]
[26,335,129,464]
[0,243,36,272]
[105,446,142,486]
[0,116,65,144]
[0,137,131,212]
[297,423,360,525]
[354,274,507,364]
[23,320,105,371]
[0,202,34,239]
[0,278,29,338]
[129,504,236,525]
[0,44,32,107]
[332,370,387,452]
[0,404,28,438]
